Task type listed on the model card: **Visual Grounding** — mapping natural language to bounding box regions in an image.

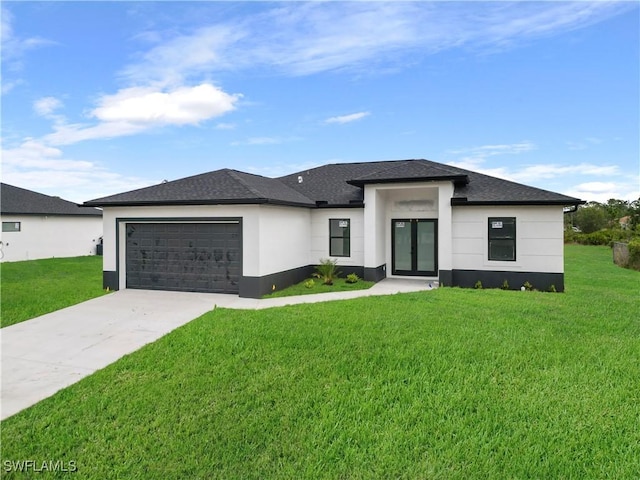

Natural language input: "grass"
[1,245,639,478]
[264,276,374,298]
[0,256,108,328]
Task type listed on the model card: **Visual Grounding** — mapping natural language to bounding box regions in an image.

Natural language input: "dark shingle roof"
[347,159,468,185]
[280,159,582,206]
[1,183,102,216]
[84,169,315,207]
[84,160,583,208]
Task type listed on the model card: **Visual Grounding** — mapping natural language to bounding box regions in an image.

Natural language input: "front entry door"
[392,219,438,276]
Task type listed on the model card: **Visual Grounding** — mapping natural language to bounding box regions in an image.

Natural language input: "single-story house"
[84,159,583,297]
[1,183,103,262]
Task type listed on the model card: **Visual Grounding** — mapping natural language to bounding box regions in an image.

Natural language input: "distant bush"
[628,239,640,270]
[565,228,638,247]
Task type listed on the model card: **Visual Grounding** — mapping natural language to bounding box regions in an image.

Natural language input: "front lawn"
[1,245,639,478]
[0,256,107,328]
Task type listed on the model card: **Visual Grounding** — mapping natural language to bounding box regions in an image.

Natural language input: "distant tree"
[604,199,631,225]
[574,202,608,233]
[628,198,640,230]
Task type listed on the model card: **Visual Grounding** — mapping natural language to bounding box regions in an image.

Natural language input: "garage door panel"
[126,222,241,293]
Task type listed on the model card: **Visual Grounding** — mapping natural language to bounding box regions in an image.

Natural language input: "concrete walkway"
[1,278,435,420]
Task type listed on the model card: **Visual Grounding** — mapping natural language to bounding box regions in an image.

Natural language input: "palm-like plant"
[314,258,340,285]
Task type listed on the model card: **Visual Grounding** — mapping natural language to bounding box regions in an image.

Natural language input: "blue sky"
[2,1,638,204]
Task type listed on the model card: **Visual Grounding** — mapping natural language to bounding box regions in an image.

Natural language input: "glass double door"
[392,219,438,276]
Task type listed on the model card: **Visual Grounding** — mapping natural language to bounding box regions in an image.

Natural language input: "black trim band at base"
[364,264,386,283]
[103,271,119,291]
[450,270,564,292]
[240,265,315,298]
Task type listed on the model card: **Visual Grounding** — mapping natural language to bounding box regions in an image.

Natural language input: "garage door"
[125,222,241,293]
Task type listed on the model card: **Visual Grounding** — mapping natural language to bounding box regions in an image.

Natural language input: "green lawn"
[264,276,375,298]
[0,256,108,328]
[1,245,639,478]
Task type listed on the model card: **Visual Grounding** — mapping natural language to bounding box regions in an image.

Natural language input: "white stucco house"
[84,159,583,297]
[1,183,103,262]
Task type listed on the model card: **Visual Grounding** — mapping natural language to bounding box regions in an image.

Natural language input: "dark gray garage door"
[126,222,241,293]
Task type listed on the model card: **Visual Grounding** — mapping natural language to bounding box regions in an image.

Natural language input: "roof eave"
[1,211,102,217]
[451,198,585,207]
[83,198,316,208]
[347,175,468,187]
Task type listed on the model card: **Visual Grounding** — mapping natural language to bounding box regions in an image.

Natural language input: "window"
[2,222,21,232]
[329,219,350,257]
[488,217,516,261]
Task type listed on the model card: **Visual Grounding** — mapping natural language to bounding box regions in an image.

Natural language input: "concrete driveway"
[1,290,222,420]
[1,279,434,421]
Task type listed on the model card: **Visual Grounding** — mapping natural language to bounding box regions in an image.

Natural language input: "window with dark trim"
[2,222,21,232]
[329,219,350,257]
[488,217,516,261]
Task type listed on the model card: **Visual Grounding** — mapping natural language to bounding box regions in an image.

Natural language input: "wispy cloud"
[1,6,54,94]
[566,179,639,203]
[325,112,370,125]
[1,139,153,203]
[446,141,621,183]
[566,137,604,151]
[117,2,634,82]
[230,136,301,146]
[447,142,536,175]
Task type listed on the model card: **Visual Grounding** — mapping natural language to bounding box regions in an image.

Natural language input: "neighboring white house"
[84,159,583,297]
[1,183,103,262]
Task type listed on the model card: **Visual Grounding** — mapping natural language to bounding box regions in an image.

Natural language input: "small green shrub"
[522,281,534,291]
[304,279,315,289]
[548,284,557,293]
[314,258,341,285]
[501,279,510,290]
[345,273,359,284]
[474,280,483,289]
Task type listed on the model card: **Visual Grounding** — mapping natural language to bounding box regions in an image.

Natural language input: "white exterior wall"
[256,205,311,274]
[0,215,102,262]
[363,188,386,269]
[310,208,364,267]
[101,204,311,287]
[451,205,565,273]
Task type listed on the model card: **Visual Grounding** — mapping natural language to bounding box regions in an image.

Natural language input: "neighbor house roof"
[84,159,583,208]
[1,183,102,216]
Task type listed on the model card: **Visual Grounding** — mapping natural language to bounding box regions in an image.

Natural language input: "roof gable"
[1,183,102,216]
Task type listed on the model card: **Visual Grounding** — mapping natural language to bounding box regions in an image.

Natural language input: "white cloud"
[231,136,282,146]
[115,2,633,82]
[447,142,536,177]
[43,83,241,145]
[120,25,245,87]
[445,142,630,200]
[1,6,54,93]
[325,112,370,125]
[1,139,154,203]
[92,84,240,125]
[566,180,639,203]
[33,96,63,117]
